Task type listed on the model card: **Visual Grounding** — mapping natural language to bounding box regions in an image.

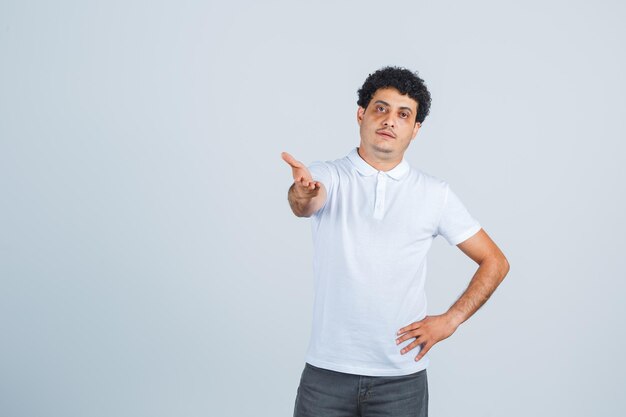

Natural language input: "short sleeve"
[436,183,481,246]
[307,161,333,215]
[307,161,333,190]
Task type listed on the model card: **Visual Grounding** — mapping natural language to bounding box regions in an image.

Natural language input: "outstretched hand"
[281,151,322,197]
[395,314,460,362]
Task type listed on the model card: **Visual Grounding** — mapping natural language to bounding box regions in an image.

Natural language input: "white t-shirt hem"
[304,355,429,377]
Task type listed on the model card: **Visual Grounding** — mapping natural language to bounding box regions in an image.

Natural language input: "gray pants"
[293,363,428,417]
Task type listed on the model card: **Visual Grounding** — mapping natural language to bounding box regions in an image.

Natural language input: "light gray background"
[1,1,625,416]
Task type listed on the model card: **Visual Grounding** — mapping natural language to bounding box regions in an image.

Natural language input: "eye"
[400,112,409,118]
[376,105,386,112]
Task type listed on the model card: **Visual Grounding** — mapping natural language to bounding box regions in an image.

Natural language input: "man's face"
[357,87,421,160]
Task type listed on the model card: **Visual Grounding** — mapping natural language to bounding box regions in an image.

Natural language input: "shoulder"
[310,154,351,175]
[408,166,449,192]
[308,154,349,192]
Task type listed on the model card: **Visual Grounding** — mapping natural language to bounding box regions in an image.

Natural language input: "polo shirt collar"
[348,147,410,181]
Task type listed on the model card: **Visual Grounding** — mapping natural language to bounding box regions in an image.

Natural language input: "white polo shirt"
[304,146,481,376]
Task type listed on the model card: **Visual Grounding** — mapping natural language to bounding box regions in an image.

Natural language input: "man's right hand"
[281,151,322,198]
[282,151,327,217]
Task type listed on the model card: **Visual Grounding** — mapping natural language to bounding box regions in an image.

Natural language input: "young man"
[282,66,509,417]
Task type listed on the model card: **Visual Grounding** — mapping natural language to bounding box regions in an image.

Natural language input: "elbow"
[481,253,509,284]
[290,205,313,218]
[290,207,305,217]
[498,255,510,282]
[293,210,312,218]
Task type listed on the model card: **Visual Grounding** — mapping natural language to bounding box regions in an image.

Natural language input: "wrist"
[444,309,465,330]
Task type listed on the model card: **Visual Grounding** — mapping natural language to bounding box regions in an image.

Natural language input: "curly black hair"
[357,66,432,124]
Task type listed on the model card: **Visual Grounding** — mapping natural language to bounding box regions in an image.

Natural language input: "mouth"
[376,130,396,139]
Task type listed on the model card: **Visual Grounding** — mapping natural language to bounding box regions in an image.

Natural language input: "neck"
[357,147,403,172]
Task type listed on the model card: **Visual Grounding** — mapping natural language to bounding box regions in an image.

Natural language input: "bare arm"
[282,151,328,217]
[396,228,510,361]
[445,229,510,327]
[287,181,327,217]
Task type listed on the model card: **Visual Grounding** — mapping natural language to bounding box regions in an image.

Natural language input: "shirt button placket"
[374,171,386,219]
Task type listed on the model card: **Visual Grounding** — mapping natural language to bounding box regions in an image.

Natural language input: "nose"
[382,114,395,128]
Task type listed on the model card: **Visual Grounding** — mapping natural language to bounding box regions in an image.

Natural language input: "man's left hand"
[396,314,460,362]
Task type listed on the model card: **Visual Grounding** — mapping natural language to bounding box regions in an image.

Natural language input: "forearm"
[445,256,510,328]
[287,183,325,217]
[396,231,510,362]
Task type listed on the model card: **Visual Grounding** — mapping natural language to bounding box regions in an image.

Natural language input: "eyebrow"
[374,100,414,113]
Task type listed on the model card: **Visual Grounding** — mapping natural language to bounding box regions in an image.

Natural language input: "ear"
[357,107,365,125]
[410,121,421,140]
